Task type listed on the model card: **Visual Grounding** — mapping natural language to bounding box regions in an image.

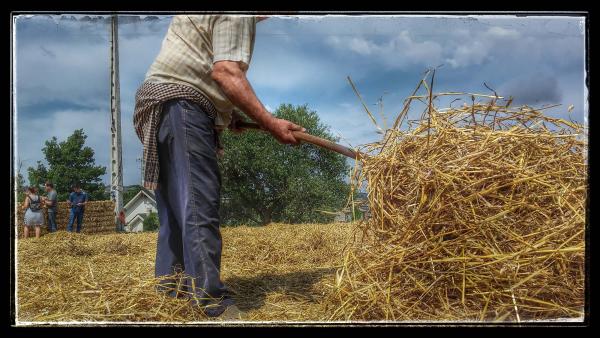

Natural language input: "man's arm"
[44,193,54,207]
[211,60,305,144]
[79,193,88,206]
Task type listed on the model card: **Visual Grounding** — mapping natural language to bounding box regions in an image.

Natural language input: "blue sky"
[13,14,587,186]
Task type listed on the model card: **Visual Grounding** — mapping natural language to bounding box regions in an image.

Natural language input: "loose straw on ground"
[16,223,352,323]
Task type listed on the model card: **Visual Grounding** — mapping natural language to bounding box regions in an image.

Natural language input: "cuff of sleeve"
[213,52,252,66]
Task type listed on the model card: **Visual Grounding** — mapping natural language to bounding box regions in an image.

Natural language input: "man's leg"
[48,210,57,232]
[76,211,83,233]
[154,101,186,298]
[154,188,185,297]
[158,99,231,317]
[66,209,75,232]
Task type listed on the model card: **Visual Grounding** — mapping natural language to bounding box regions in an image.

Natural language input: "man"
[66,183,88,233]
[116,208,127,232]
[43,181,58,232]
[134,15,304,319]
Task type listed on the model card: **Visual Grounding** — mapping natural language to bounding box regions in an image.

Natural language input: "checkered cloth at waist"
[133,81,219,190]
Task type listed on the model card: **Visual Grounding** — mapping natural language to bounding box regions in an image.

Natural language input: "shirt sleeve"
[211,16,256,66]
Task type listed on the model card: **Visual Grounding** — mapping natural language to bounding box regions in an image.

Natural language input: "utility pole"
[136,156,144,187]
[109,14,123,227]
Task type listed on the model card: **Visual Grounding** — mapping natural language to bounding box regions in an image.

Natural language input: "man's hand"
[228,110,246,134]
[264,118,305,145]
[211,61,306,145]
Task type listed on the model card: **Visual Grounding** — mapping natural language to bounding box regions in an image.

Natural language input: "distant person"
[43,181,58,232]
[66,183,88,233]
[116,208,127,232]
[22,186,44,239]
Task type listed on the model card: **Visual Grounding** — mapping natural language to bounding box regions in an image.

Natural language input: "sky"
[13,14,587,187]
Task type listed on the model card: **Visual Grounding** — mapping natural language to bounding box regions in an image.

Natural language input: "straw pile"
[16,223,352,323]
[16,201,116,237]
[327,73,587,321]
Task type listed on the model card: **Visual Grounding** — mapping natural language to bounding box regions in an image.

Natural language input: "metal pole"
[136,156,143,186]
[110,14,123,230]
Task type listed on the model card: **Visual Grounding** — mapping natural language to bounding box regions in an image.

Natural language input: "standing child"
[22,186,44,239]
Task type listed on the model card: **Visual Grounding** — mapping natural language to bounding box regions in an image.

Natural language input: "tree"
[27,129,108,201]
[143,212,159,231]
[15,161,26,203]
[123,185,143,206]
[219,104,351,226]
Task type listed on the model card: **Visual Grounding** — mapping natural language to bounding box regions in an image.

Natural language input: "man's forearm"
[212,64,274,128]
[212,61,304,145]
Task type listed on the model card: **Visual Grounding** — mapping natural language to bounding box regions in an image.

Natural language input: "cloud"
[16,109,111,183]
[15,18,110,110]
[445,26,521,68]
[39,45,56,58]
[499,73,562,105]
[326,31,444,70]
[248,36,360,94]
[484,26,521,39]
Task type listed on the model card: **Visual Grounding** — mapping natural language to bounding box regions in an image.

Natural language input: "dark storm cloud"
[500,73,563,105]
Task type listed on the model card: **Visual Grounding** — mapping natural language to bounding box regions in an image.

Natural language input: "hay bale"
[328,74,587,321]
[16,200,116,238]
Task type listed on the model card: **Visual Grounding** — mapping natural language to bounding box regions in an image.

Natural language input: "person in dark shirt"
[66,183,88,233]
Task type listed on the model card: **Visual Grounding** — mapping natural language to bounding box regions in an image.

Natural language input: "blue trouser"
[154,99,233,317]
[47,209,57,232]
[67,208,84,233]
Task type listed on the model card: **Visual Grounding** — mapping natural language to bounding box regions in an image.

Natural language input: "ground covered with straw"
[16,223,352,323]
[327,74,587,321]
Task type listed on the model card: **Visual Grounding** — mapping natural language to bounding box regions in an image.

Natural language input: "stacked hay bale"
[328,74,587,321]
[16,200,116,237]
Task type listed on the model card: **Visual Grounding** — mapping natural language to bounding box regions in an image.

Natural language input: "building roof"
[130,213,148,222]
[126,213,149,232]
[123,188,156,211]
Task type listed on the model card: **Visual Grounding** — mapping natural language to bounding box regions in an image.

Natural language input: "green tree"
[143,212,159,231]
[219,104,351,226]
[123,185,143,206]
[15,161,26,203]
[27,129,108,201]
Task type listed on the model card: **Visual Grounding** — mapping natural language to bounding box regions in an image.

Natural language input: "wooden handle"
[235,121,362,160]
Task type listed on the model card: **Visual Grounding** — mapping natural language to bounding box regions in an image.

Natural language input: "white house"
[123,188,157,232]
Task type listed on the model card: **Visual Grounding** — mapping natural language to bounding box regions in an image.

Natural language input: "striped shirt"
[134,15,257,190]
